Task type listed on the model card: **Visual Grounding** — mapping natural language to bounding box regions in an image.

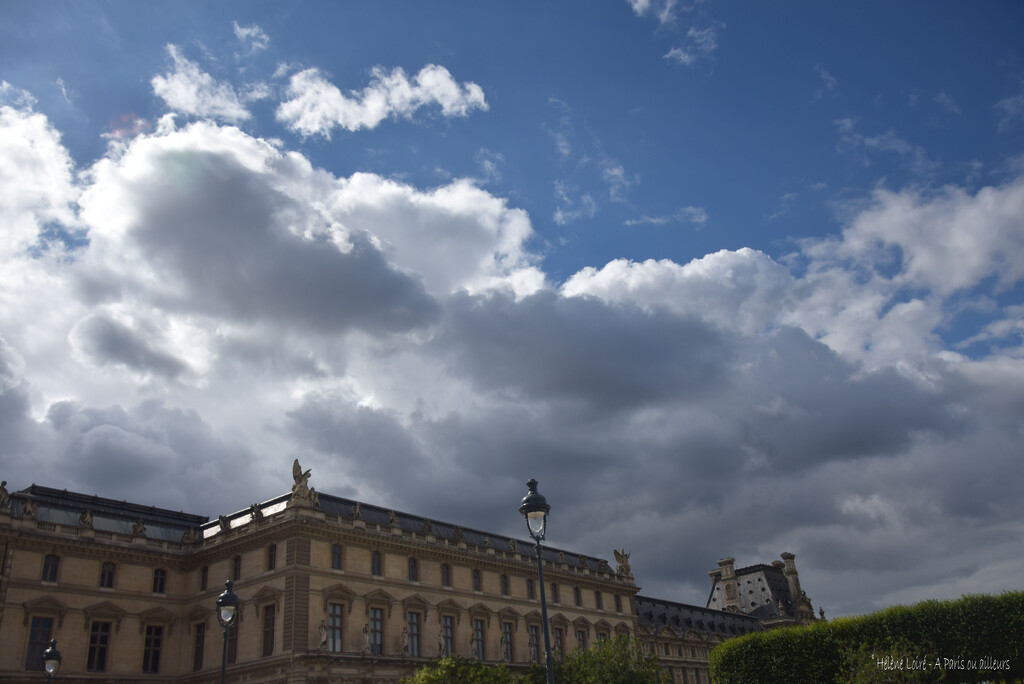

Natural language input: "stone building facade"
[706,554,819,627]
[0,467,639,683]
[0,467,812,684]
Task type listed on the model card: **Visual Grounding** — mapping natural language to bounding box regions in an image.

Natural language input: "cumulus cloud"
[276,64,488,137]
[151,45,251,122]
[2,93,1023,618]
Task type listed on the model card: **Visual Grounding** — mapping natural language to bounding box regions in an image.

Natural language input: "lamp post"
[216,580,239,684]
[520,478,555,684]
[42,639,61,682]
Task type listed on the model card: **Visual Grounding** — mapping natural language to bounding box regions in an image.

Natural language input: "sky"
[1,1,1023,618]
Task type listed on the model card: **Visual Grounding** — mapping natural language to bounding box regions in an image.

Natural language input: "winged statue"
[614,548,632,576]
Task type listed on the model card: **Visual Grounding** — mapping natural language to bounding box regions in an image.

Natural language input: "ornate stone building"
[0,467,812,684]
[706,554,820,627]
[0,466,639,683]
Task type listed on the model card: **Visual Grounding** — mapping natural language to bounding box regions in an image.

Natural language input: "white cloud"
[995,82,1024,132]
[233,21,270,55]
[151,45,251,122]
[0,101,79,257]
[625,205,707,227]
[276,64,488,138]
[3,97,1024,619]
[665,26,719,67]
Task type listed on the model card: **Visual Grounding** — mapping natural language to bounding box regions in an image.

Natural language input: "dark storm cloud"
[41,398,268,516]
[73,313,188,378]
[80,149,439,335]
[434,290,731,411]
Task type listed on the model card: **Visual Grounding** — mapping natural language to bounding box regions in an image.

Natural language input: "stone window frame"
[266,543,277,571]
[371,549,383,576]
[99,561,116,589]
[331,543,343,570]
[471,567,482,592]
[408,556,419,582]
[440,562,452,587]
[41,553,59,583]
[152,568,167,594]
[364,588,396,656]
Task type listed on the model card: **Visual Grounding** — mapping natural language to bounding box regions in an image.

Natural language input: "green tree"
[401,655,517,684]
[522,636,671,684]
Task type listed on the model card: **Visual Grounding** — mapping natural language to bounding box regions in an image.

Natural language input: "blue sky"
[1,1,1023,617]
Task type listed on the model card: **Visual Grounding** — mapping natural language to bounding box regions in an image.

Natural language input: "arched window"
[99,562,115,588]
[331,544,342,570]
[267,544,277,571]
[41,554,59,582]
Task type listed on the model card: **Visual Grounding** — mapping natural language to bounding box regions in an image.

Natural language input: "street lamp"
[520,478,554,684]
[216,580,239,684]
[42,639,61,682]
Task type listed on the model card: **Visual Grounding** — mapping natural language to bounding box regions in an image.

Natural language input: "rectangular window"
[501,622,514,662]
[408,611,421,657]
[328,603,343,653]
[553,627,564,660]
[41,554,59,582]
[262,604,276,657]
[267,544,276,571]
[369,607,383,655]
[527,578,535,600]
[599,631,609,643]
[226,622,238,664]
[441,563,451,587]
[232,555,241,581]
[441,615,454,657]
[25,617,53,671]
[408,557,418,581]
[152,568,166,594]
[192,622,205,671]
[528,625,540,663]
[371,551,382,576]
[501,573,510,596]
[99,562,115,588]
[574,586,582,607]
[200,565,208,591]
[142,625,163,674]
[472,569,481,591]
[576,629,586,650]
[551,583,559,604]
[473,618,485,660]
[614,594,623,613]
[595,590,603,610]
[331,544,342,570]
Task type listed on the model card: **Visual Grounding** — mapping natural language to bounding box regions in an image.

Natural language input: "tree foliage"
[401,655,517,684]
[521,636,671,684]
[709,591,1024,684]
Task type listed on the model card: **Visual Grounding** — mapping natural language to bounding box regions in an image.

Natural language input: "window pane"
[25,617,53,671]
[193,622,205,671]
[100,562,115,588]
[143,625,163,673]
[328,603,343,653]
[370,607,383,655]
[441,564,450,587]
[529,625,540,662]
[41,555,59,582]
[441,615,454,657]
[152,568,166,594]
[331,544,342,570]
[501,622,514,662]
[263,605,276,657]
[473,618,485,660]
[407,611,420,657]
[87,621,110,672]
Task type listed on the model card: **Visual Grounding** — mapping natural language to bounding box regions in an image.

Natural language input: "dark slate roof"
[635,595,762,641]
[210,491,615,573]
[12,484,208,542]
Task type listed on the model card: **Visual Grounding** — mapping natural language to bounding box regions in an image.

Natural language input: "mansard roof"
[206,489,614,574]
[11,484,208,543]
[707,563,793,619]
[634,595,761,641]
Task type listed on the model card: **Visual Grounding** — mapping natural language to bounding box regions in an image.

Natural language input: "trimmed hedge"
[709,591,1024,684]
